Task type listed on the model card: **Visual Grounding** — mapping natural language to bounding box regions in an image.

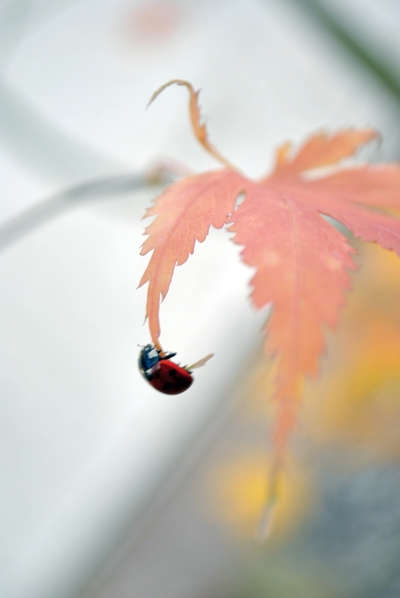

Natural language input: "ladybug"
[138,344,213,395]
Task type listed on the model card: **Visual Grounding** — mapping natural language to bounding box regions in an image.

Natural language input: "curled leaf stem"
[147,79,240,172]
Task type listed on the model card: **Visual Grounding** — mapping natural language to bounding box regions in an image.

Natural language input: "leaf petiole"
[147,79,240,172]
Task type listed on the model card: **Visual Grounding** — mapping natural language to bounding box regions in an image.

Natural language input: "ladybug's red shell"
[148,360,193,395]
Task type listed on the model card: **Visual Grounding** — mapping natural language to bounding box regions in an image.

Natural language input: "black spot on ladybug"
[179,376,191,388]
[169,369,177,377]
[162,383,173,391]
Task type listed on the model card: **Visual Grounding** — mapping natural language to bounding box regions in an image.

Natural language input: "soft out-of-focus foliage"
[197,243,400,596]
[305,242,400,460]
[206,453,311,539]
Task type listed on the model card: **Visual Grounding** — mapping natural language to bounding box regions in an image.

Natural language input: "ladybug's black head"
[139,344,160,376]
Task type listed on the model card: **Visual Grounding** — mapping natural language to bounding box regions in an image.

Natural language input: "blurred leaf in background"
[306,242,400,461]
[199,240,400,597]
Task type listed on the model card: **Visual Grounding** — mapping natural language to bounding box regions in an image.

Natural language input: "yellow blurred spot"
[206,454,312,540]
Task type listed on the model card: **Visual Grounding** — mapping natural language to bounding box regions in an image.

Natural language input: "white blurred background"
[2,1,400,598]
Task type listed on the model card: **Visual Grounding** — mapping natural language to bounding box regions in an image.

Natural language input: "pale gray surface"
[2,1,400,597]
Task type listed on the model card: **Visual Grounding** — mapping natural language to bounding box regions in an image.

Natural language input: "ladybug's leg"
[154,339,166,358]
[153,340,176,361]
[161,351,177,360]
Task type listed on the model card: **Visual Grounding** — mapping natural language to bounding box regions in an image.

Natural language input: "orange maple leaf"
[139,80,400,527]
[139,169,245,341]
